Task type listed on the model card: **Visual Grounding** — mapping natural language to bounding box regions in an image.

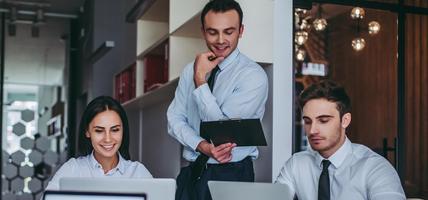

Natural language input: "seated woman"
[45,96,152,190]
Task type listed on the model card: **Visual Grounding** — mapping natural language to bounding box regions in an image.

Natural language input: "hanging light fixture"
[296,48,306,61]
[298,19,311,30]
[8,7,17,36]
[295,31,308,46]
[349,7,380,52]
[34,9,46,26]
[368,21,381,35]
[313,4,327,31]
[352,38,366,51]
[351,7,365,19]
[313,18,327,31]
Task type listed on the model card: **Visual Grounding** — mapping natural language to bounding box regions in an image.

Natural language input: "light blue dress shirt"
[167,48,268,164]
[275,137,406,200]
[45,152,153,191]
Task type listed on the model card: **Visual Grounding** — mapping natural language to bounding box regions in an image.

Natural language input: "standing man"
[276,80,405,200]
[167,0,268,199]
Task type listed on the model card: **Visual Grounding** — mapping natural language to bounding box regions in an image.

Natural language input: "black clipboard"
[200,118,267,146]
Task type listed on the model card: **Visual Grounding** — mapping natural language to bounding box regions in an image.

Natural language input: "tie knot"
[321,160,331,171]
[212,65,220,74]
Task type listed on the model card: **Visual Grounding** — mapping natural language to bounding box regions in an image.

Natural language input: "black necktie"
[318,160,331,200]
[191,66,220,181]
[207,66,220,91]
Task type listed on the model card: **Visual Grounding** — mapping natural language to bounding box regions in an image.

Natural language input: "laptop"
[60,178,175,200]
[208,181,294,200]
[43,190,146,200]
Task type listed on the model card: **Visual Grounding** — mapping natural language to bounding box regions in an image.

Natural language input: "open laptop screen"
[43,191,146,200]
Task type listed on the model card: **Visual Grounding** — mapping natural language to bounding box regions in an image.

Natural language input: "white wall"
[271,0,294,181]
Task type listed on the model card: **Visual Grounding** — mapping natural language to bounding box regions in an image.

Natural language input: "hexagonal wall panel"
[3,150,10,165]
[10,177,24,192]
[16,193,33,200]
[12,122,26,136]
[10,151,25,165]
[35,192,43,200]
[35,137,50,152]
[21,109,35,122]
[20,137,35,150]
[43,150,59,166]
[28,177,43,193]
[2,177,8,190]
[2,193,16,200]
[28,150,43,165]
[19,165,34,178]
[3,163,18,179]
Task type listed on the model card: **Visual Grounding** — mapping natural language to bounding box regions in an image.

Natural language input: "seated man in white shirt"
[275,80,405,200]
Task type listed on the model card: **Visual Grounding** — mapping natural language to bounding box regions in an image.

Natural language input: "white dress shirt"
[275,138,406,200]
[45,152,153,191]
[167,48,268,164]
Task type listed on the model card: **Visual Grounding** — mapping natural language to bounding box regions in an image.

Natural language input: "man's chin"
[309,143,326,152]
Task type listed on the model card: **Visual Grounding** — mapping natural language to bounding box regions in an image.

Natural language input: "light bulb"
[352,38,366,51]
[295,31,308,46]
[351,7,365,19]
[296,49,306,61]
[299,19,310,30]
[368,21,381,35]
[295,8,308,16]
[313,18,327,31]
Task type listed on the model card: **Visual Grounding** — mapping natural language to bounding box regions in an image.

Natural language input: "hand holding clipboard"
[200,119,267,146]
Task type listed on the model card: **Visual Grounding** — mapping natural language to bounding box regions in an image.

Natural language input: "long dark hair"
[77,96,131,160]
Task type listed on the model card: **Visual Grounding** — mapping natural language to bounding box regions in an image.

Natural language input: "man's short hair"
[201,0,243,28]
[299,80,351,117]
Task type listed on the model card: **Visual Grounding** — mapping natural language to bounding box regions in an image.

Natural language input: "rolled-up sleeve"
[167,65,205,151]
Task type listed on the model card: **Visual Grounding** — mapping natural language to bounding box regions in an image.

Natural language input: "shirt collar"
[89,151,126,175]
[314,137,352,169]
[218,48,240,71]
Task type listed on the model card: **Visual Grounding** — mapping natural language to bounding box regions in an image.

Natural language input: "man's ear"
[239,24,244,38]
[341,113,351,129]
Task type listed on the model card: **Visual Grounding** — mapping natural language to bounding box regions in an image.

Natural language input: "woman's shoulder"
[123,160,153,178]
[59,155,91,169]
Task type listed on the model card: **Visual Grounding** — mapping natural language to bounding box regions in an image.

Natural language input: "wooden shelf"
[122,78,178,110]
[137,35,169,59]
[171,12,202,38]
[137,21,169,57]
[169,0,208,34]
[139,0,169,22]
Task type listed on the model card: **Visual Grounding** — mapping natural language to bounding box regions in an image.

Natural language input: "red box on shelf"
[114,63,136,103]
[144,43,169,92]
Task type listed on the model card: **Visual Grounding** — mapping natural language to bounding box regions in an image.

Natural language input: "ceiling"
[2,0,85,86]
[1,0,85,14]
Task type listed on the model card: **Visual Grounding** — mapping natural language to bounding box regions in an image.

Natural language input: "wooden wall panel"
[404,0,428,197]
[327,9,398,161]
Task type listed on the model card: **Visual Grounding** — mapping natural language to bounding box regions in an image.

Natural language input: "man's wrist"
[194,76,207,88]
[196,140,210,155]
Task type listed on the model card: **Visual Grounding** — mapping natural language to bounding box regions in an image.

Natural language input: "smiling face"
[302,98,351,158]
[85,110,123,161]
[202,9,243,58]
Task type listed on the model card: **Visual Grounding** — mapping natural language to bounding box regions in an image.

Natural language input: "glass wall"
[1,17,69,200]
